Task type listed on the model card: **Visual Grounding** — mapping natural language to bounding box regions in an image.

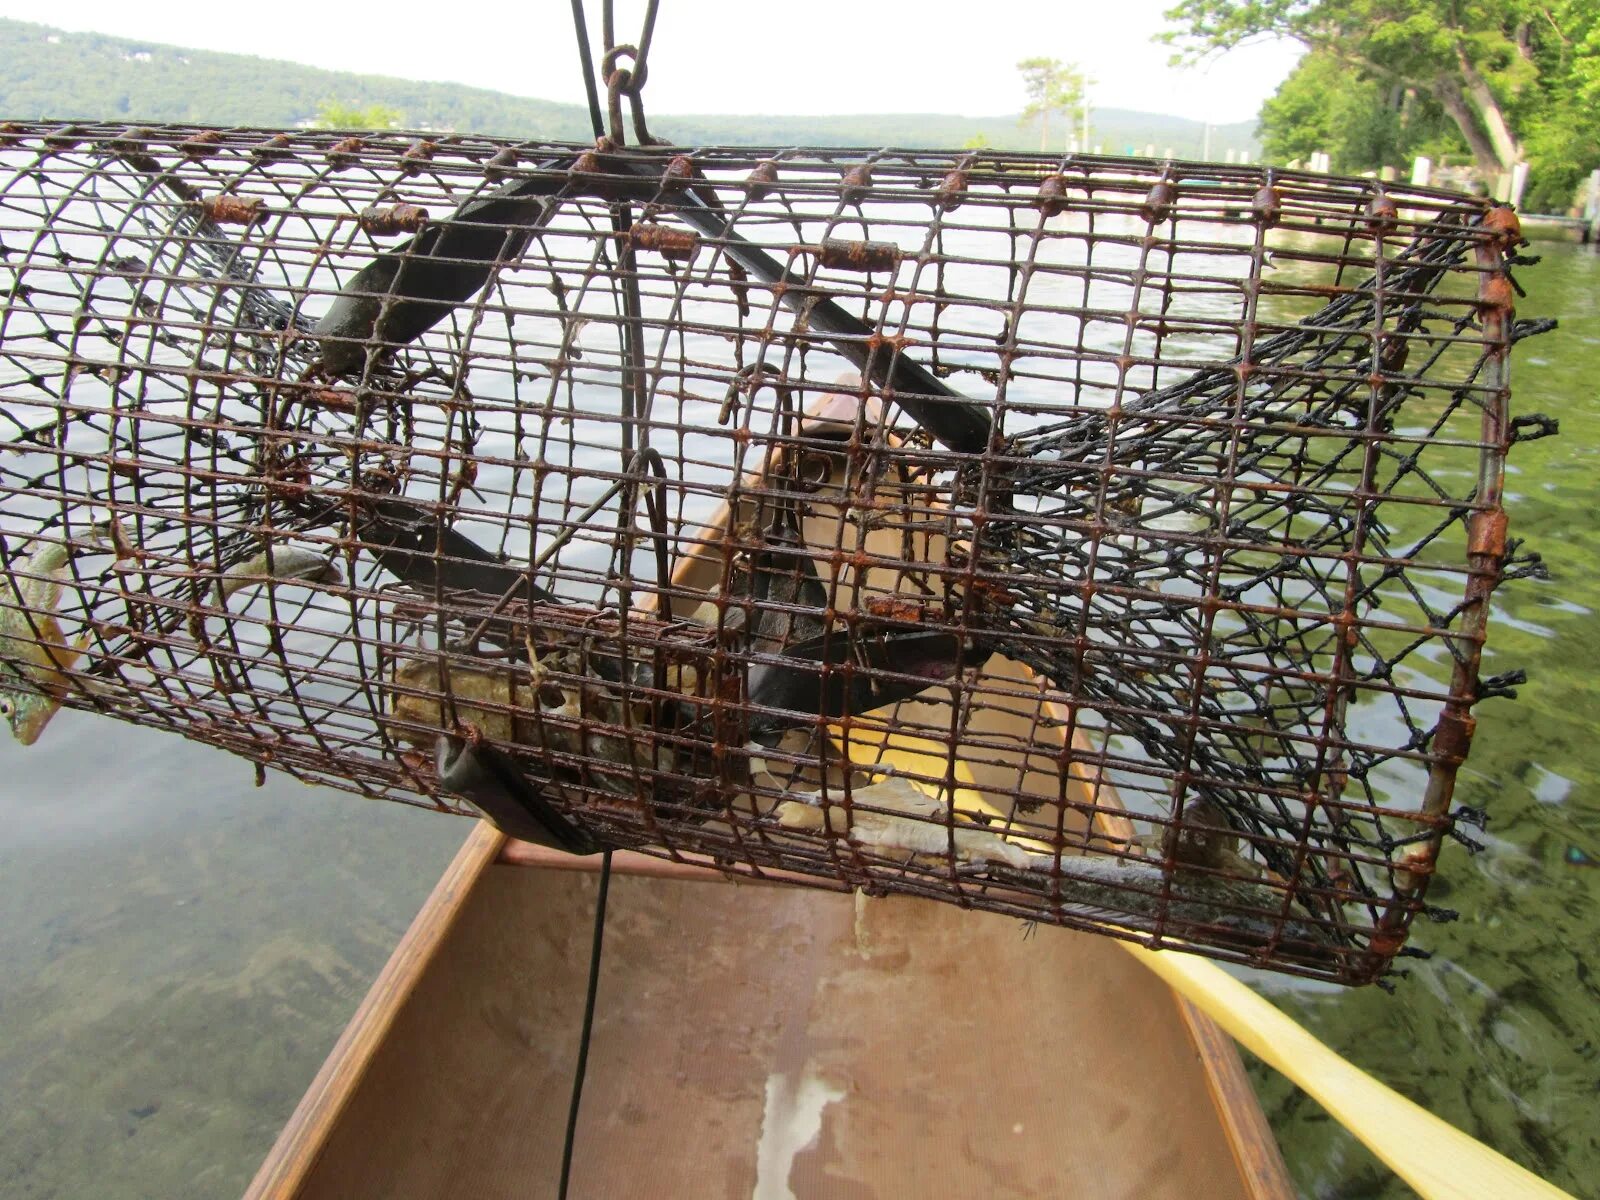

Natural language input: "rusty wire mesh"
[0,121,1551,983]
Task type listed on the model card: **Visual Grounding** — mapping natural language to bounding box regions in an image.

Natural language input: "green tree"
[313,101,403,130]
[1163,0,1597,187]
[1017,58,1086,152]
[1257,51,1463,173]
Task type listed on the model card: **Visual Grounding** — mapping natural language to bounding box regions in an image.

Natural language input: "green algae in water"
[1240,241,1600,1199]
[0,712,464,1200]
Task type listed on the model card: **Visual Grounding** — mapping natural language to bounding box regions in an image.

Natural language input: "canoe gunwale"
[242,822,507,1200]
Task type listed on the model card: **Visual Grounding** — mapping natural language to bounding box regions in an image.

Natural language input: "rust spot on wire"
[1478,274,1515,315]
[401,139,437,175]
[1431,709,1476,765]
[328,137,364,168]
[252,133,293,162]
[1365,193,1399,234]
[745,160,778,200]
[1141,179,1177,224]
[841,164,872,202]
[196,194,265,226]
[484,147,519,181]
[180,129,223,158]
[360,204,430,236]
[816,239,900,272]
[1037,174,1068,217]
[1251,183,1281,227]
[1482,205,1522,247]
[629,223,699,259]
[662,155,697,191]
[936,167,968,210]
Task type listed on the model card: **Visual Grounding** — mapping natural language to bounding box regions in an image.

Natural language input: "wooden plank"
[1176,996,1297,1200]
[240,821,505,1200]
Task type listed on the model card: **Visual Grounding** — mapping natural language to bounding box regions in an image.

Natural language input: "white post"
[1144,143,1155,158]
[1585,169,1599,243]
[1410,156,1432,186]
[1238,151,1249,165]
[1202,123,1212,160]
[1164,146,1174,160]
[1509,161,1530,208]
[1225,148,1236,164]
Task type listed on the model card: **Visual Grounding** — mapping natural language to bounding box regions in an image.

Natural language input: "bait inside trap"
[0,121,1549,984]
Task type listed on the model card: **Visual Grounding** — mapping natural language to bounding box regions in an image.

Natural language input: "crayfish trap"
[0,121,1550,983]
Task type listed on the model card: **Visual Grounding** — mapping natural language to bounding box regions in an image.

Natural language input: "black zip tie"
[1475,669,1527,701]
[1445,827,1486,853]
[1424,906,1459,924]
[1508,412,1559,442]
[1510,316,1557,342]
[1501,537,1550,582]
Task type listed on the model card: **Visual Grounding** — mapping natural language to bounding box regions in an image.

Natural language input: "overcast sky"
[2,1,1303,125]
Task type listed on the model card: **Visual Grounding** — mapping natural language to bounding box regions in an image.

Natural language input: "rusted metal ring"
[601,45,648,95]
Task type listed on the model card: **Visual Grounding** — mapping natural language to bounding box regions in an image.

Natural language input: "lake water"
[0,241,1594,1199]
[1238,239,1600,1199]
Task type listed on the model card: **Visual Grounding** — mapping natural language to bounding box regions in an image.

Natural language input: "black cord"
[557,847,613,1200]
[569,0,606,140]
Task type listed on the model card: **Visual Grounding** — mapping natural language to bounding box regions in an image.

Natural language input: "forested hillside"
[0,18,1256,157]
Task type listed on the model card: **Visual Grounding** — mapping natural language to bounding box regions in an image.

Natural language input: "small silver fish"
[217,546,342,603]
[0,542,89,745]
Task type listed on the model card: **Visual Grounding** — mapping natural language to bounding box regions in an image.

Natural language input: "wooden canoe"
[245,381,1294,1198]
[243,826,1293,1199]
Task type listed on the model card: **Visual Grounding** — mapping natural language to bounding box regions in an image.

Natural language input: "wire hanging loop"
[600,45,658,147]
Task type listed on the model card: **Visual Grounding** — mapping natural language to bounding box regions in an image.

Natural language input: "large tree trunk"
[1431,77,1505,174]
[1456,50,1522,168]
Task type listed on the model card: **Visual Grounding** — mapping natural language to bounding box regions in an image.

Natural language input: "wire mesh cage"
[0,120,1551,984]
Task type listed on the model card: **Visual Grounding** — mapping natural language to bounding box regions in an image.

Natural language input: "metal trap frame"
[0,119,1549,984]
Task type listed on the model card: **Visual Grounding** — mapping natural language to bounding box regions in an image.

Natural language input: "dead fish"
[774,775,1331,948]
[386,657,539,747]
[385,645,669,797]
[0,541,90,745]
[1164,797,1252,874]
[217,546,342,603]
[776,776,1044,870]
